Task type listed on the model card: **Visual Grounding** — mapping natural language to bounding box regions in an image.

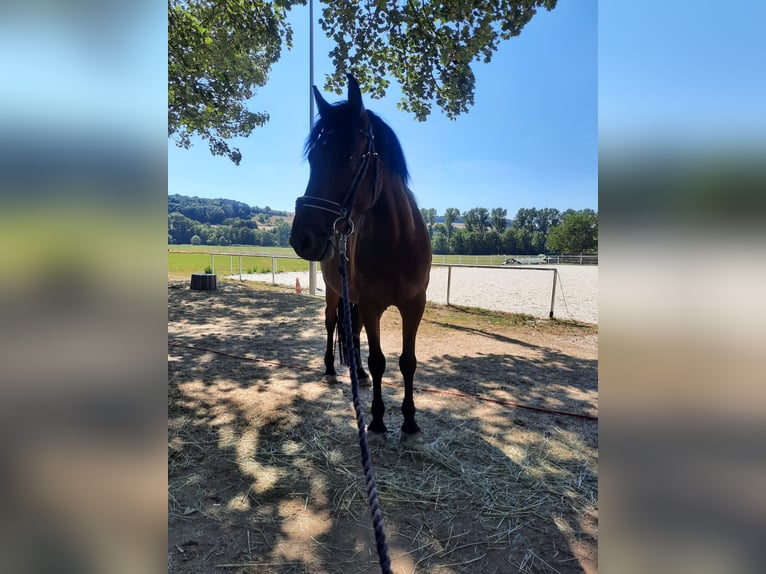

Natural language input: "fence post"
[446,266,452,306]
[271,257,277,285]
[239,256,242,281]
[549,269,558,318]
[230,255,233,275]
[210,253,214,274]
[579,253,583,265]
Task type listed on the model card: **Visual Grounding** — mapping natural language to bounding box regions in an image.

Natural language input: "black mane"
[305,103,410,186]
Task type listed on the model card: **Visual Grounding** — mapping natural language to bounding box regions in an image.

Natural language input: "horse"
[290,74,432,443]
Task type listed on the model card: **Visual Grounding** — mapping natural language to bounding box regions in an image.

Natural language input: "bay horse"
[290,74,432,443]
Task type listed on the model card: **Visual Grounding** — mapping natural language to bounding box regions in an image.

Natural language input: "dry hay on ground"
[168,279,598,573]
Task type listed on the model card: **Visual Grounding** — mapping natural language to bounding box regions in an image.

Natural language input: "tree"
[170,1,556,163]
[274,219,292,247]
[420,208,437,237]
[513,227,531,254]
[191,234,201,245]
[450,228,469,254]
[443,207,460,239]
[530,230,546,253]
[168,212,197,244]
[546,209,598,253]
[431,231,449,254]
[490,207,507,233]
[511,207,560,235]
[536,207,562,235]
[463,207,490,233]
[500,228,517,253]
[168,0,302,165]
[321,1,557,120]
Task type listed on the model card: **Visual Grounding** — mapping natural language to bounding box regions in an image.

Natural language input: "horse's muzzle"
[290,227,335,262]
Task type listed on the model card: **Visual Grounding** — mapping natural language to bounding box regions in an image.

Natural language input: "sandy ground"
[227,264,598,324]
[168,280,598,573]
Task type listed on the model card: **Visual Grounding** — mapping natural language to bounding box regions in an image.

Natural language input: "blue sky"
[168,1,597,216]
[599,0,766,153]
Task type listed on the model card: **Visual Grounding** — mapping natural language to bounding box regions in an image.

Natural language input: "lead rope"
[337,230,392,574]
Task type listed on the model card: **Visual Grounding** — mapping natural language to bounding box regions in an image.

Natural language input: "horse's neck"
[361,182,419,247]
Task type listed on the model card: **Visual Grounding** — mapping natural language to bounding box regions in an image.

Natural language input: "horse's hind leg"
[350,303,370,385]
[323,291,340,384]
[399,292,426,443]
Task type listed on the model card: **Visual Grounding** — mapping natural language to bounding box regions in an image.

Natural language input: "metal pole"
[308,0,317,296]
[272,257,277,285]
[229,255,232,275]
[210,253,214,274]
[446,266,452,306]
[549,269,558,318]
[239,256,242,281]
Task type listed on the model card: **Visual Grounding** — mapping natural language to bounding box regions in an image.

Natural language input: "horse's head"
[290,74,380,262]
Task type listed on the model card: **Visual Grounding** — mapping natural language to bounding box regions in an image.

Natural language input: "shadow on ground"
[168,280,597,573]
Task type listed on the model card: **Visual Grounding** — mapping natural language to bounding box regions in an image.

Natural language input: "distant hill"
[168,194,292,246]
[168,194,288,226]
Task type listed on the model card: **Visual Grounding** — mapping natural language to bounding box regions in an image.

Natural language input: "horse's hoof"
[400,431,424,444]
[367,431,387,446]
[323,374,339,385]
[357,374,372,388]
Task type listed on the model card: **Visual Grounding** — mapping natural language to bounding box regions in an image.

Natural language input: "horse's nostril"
[291,231,312,256]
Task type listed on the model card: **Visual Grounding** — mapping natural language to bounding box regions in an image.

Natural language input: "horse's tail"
[336,298,350,366]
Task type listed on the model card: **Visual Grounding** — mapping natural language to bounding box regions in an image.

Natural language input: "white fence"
[171,251,597,322]
[433,264,559,318]
[430,253,598,266]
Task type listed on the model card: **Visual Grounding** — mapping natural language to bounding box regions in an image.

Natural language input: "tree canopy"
[168,0,557,163]
[168,0,304,165]
[545,209,598,254]
[321,0,557,120]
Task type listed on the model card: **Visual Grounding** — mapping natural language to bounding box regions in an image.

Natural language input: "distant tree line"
[168,194,291,247]
[421,207,597,255]
[168,195,597,254]
[168,194,287,224]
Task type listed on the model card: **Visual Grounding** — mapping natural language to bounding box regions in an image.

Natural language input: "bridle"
[295,122,378,238]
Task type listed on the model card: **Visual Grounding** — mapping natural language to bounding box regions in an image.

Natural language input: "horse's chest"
[323,260,421,306]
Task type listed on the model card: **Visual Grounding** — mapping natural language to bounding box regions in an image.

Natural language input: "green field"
[168,246,523,276]
[168,245,309,275]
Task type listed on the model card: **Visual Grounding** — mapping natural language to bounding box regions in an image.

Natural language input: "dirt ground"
[168,279,598,573]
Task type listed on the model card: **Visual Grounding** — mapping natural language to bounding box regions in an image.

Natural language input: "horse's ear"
[312,85,332,117]
[346,73,364,115]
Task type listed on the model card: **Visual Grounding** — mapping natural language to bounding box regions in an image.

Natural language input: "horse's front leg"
[398,292,426,443]
[350,303,370,384]
[360,305,387,444]
[323,291,340,384]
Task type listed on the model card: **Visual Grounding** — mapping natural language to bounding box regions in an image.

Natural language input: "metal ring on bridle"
[333,216,355,237]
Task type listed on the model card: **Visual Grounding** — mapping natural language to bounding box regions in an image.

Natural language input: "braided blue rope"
[338,239,392,574]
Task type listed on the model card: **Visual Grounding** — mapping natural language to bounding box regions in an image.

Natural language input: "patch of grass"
[423,301,597,335]
[168,248,310,276]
